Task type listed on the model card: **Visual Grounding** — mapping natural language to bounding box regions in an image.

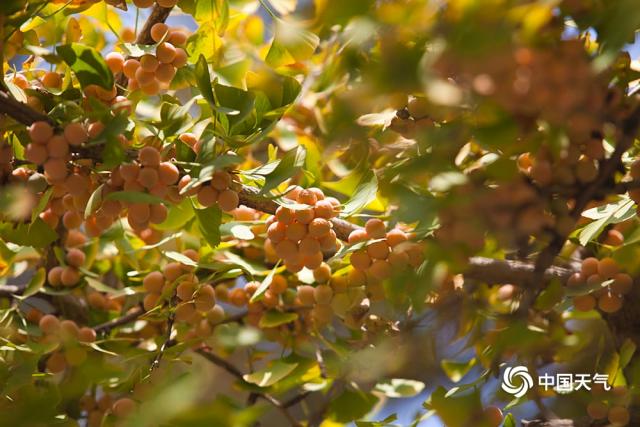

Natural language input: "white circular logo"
[501,366,534,398]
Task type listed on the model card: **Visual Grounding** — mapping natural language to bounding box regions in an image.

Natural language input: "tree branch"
[93,305,145,334]
[464,257,574,286]
[527,105,640,304]
[238,185,360,241]
[135,4,173,45]
[0,90,53,125]
[115,4,174,89]
[194,346,303,427]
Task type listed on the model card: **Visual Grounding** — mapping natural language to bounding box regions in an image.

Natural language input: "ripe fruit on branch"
[192,170,241,212]
[348,219,423,298]
[569,257,633,313]
[265,186,339,272]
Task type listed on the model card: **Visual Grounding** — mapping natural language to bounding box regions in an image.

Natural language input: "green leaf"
[534,279,565,310]
[426,386,483,427]
[85,277,135,296]
[187,23,221,62]
[214,83,256,131]
[120,43,157,58]
[328,389,379,423]
[193,0,229,33]
[179,153,243,195]
[56,43,114,90]
[374,379,425,398]
[341,169,378,217]
[88,342,118,356]
[440,358,476,383]
[566,278,613,297]
[195,54,216,109]
[503,413,516,427]
[30,187,53,225]
[164,251,198,267]
[228,224,254,240]
[619,339,636,370]
[266,19,319,67]
[20,16,46,33]
[250,262,280,303]
[243,360,298,387]
[259,146,306,194]
[0,219,57,248]
[22,268,46,298]
[577,198,635,246]
[258,310,298,328]
[193,203,222,248]
[106,191,169,205]
[84,184,105,219]
[155,198,194,231]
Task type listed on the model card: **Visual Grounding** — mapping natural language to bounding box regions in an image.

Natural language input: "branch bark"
[0,90,53,125]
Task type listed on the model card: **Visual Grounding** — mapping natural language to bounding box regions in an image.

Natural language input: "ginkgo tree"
[1,0,640,426]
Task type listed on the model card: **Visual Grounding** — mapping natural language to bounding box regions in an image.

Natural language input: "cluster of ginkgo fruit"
[348,218,423,289]
[37,314,96,373]
[86,289,125,312]
[142,249,199,311]
[47,247,86,288]
[586,384,631,426]
[178,169,241,212]
[519,137,605,191]
[220,271,337,334]
[79,393,138,427]
[25,120,87,183]
[117,23,188,95]
[265,186,340,273]
[569,257,633,313]
[115,146,180,230]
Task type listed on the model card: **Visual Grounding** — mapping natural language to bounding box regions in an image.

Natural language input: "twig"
[282,391,311,408]
[194,346,303,427]
[150,298,176,371]
[93,305,145,334]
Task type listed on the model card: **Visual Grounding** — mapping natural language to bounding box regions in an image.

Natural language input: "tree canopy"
[1,0,640,426]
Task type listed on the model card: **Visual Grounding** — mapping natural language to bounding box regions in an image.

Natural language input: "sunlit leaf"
[56,43,113,89]
[243,360,298,387]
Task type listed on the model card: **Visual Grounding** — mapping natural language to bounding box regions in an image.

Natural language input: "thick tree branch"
[464,257,574,286]
[135,5,173,45]
[0,90,53,125]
